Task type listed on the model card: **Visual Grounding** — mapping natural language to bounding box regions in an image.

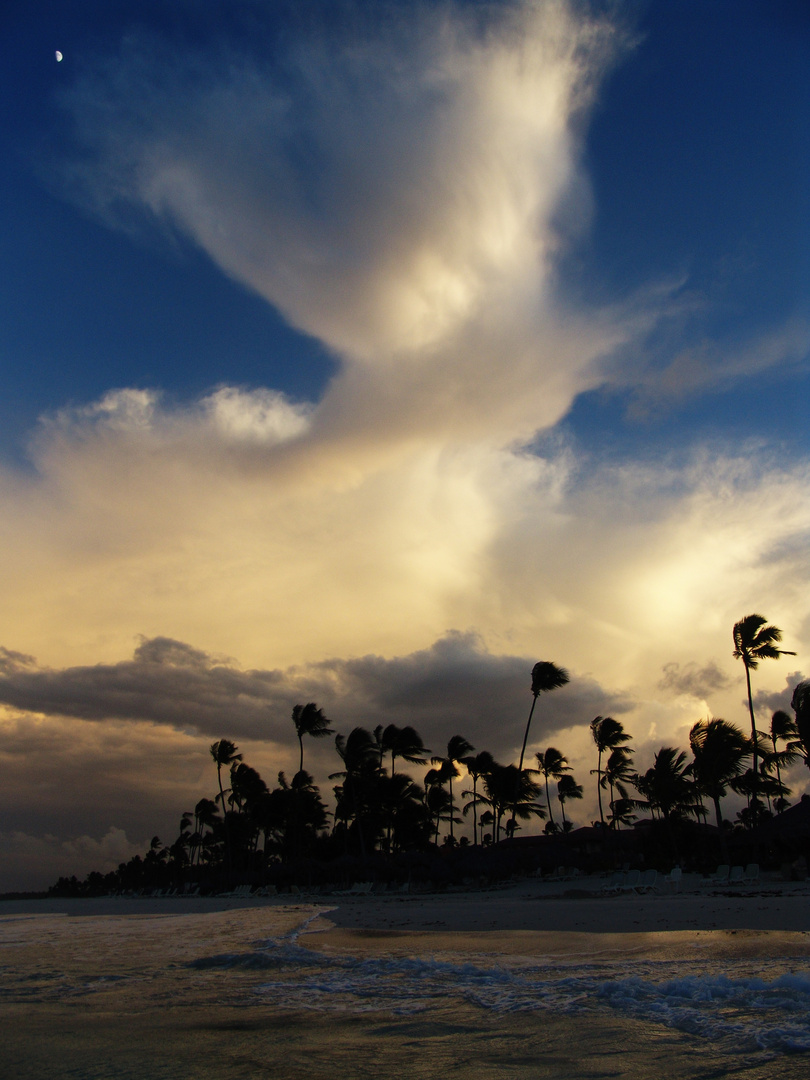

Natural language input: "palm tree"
[792,680,810,769]
[432,735,474,844]
[602,747,635,829]
[331,727,379,857]
[517,663,570,773]
[385,724,430,775]
[210,739,242,814]
[292,703,333,775]
[589,717,631,827]
[557,774,583,830]
[461,750,498,846]
[510,662,569,832]
[689,717,750,831]
[636,747,700,824]
[767,710,801,811]
[535,747,570,829]
[481,764,544,842]
[732,614,795,802]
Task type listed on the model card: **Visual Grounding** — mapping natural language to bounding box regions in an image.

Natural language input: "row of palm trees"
[163,614,810,873]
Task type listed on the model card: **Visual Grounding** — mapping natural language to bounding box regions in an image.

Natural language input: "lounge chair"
[663,867,682,892]
[728,865,744,885]
[600,871,625,895]
[618,869,642,892]
[635,869,659,893]
[742,863,760,884]
[705,864,730,886]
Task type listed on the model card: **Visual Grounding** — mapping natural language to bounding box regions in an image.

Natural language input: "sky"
[0,0,808,891]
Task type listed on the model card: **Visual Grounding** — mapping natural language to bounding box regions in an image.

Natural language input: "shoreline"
[3,877,809,935]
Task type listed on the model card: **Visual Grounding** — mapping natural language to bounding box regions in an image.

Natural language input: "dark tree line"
[48,615,809,895]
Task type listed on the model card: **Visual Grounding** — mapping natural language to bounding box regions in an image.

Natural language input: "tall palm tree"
[210,739,242,814]
[535,747,571,829]
[292,703,333,776]
[557,774,583,830]
[589,717,631,827]
[461,750,497,846]
[732,614,795,802]
[768,710,801,811]
[432,735,474,844]
[517,663,570,773]
[602,747,635,829]
[330,727,379,857]
[510,662,569,832]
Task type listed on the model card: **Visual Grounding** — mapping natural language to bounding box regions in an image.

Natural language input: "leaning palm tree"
[509,662,569,833]
[589,717,631,827]
[292,703,333,776]
[535,747,571,829]
[733,614,795,801]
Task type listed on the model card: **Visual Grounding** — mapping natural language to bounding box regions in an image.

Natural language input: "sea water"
[1,903,809,1079]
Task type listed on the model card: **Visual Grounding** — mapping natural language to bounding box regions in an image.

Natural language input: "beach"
[2,880,810,1078]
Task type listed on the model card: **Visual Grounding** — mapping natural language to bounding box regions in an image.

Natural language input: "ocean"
[2,903,810,1079]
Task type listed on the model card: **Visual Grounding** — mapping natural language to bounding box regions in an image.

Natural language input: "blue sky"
[0,1,808,888]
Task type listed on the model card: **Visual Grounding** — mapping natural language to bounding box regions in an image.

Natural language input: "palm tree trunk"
[509,695,538,832]
[745,664,758,791]
[544,773,555,828]
[596,749,605,827]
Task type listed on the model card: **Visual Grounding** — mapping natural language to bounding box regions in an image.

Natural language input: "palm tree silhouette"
[384,724,430,775]
[602,747,635,829]
[510,662,569,833]
[792,680,810,769]
[768,709,801,811]
[733,615,795,821]
[589,717,630,827]
[535,747,570,829]
[689,717,749,831]
[210,739,242,814]
[432,735,474,844]
[556,774,583,830]
[292,703,333,776]
[461,750,497,845]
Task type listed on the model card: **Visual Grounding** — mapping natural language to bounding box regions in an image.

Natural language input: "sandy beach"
[3,874,809,935]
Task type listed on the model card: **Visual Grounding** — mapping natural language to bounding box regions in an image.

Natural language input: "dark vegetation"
[47,615,810,897]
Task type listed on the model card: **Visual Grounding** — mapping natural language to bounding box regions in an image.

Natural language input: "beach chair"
[728,866,744,885]
[618,869,641,892]
[663,867,682,892]
[635,869,658,893]
[705,864,730,886]
[600,871,624,895]
[742,863,760,884]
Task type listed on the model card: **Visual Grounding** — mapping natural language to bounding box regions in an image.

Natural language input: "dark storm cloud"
[0,632,632,761]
